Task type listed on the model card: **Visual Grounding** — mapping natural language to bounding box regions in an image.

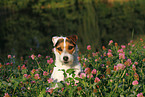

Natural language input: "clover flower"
[8,55,11,59]
[34,74,40,80]
[23,74,28,78]
[132,80,138,85]
[119,53,125,59]
[91,69,97,74]
[47,78,53,83]
[43,71,49,76]
[107,52,113,57]
[21,65,26,70]
[102,46,106,50]
[134,62,138,65]
[87,45,91,50]
[27,75,31,79]
[6,63,10,66]
[129,51,132,55]
[87,74,93,78]
[4,93,10,97]
[94,77,100,83]
[132,65,136,71]
[137,93,144,97]
[108,40,113,45]
[80,73,86,79]
[84,67,91,74]
[108,49,112,52]
[124,59,132,66]
[118,49,124,53]
[31,69,36,74]
[121,45,126,49]
[116,63,126,71]
[47,58,53,64]
[46,89,53,94]
[115,42,118,46]
[38,54,42,58]
[31,81,36,84]
[31,54,36,60]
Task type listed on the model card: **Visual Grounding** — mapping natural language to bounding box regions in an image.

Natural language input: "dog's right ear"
[67,35,78,44]
[52,36,59,46]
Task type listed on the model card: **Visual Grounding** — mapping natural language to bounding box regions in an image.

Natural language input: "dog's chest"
[51,66,72,81]
[51,63,81,81]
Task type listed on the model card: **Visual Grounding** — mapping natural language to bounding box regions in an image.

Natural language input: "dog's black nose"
[63,56,68,61]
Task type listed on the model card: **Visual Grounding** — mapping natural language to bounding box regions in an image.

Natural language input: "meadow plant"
[0,39,145,96]
[87,45,91,50]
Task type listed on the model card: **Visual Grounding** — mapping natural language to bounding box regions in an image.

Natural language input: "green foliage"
[0,38,145,96]
[0,0,145,58]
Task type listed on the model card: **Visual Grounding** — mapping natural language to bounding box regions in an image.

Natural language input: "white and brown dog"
[51,35,82,86]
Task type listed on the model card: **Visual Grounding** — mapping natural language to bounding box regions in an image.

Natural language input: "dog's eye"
[57,47,62,51]
[68,46,74,50]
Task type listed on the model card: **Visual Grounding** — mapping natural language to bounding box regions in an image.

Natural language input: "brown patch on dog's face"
[65,38,76,54]
[55,39,64,55]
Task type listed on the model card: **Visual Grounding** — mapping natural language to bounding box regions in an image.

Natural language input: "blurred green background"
[0,0,145,58]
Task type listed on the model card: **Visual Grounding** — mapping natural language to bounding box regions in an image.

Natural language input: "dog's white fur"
[51,36,82,86]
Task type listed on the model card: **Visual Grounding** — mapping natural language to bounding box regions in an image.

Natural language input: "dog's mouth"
[64,61,69,64]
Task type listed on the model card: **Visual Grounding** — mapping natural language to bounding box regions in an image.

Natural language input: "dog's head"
[52,35,78,65]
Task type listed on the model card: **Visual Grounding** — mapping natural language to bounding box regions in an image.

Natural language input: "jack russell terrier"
[51,35,82,87]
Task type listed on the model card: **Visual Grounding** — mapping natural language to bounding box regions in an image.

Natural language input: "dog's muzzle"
[63,56,68,61]
[63,56,69,64]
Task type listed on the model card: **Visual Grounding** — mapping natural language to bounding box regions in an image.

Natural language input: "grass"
[0,38,145,97]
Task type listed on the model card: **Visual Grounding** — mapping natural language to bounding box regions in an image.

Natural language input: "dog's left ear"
[52,36,59,46]
[67,35,78,43]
